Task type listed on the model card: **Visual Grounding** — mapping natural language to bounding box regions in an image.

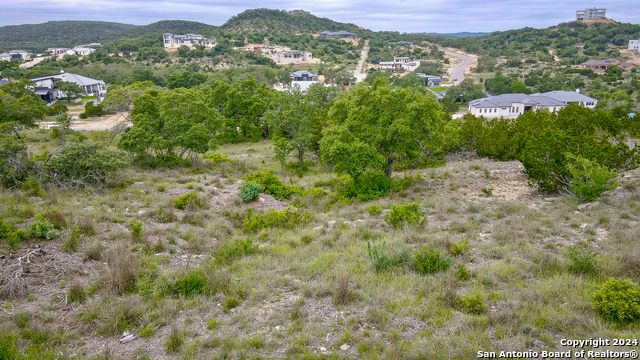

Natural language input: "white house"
[0,53,11,61]
[270,50,313,64]
[9,50,30,60]
[46,48,69,55]
[394,56,410,64]
[29,70,107,105]
[66,47,95,56]
[468,91,598,118]
[629,39,640,52]
[162,33,215,49]
[379,61,398,70]
[290,70,319,91]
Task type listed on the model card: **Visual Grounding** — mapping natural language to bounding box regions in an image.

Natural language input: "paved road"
[443,50,474,85]
[354,40,369,83]
[19,57,46,69]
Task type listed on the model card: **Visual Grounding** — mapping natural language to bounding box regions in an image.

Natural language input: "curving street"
[443,49,474,85]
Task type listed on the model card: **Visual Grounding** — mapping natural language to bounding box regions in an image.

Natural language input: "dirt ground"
[39,112,130,131]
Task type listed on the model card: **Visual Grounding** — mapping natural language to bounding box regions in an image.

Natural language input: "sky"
[0,0,638,33]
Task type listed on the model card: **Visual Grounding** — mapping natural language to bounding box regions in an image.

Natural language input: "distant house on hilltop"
[46,48,69,55]
[576,8,606,20]
[468,91,597,118]
[163,33,215,49]
[319,30,358,41]
[66,47,95,56]
[629,38,640,52]
[29,70,107,105]
[0,53,11,61]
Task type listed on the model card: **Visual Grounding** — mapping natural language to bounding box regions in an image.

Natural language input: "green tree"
[0,81,46,130]
[320,79,449,180]
[118,88,221,160]
[56,81,85,101]
[221,76,270,142]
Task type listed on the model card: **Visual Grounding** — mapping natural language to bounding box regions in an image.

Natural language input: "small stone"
[579,223,588,229]
[259,197,265,202]
[275,326,282,331]
[320,347,327,352]
[578,201,599,210]
[328,220,336,229]
[340,344,350,351]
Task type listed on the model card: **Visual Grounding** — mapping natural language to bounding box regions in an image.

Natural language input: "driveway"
[443,50,474,85]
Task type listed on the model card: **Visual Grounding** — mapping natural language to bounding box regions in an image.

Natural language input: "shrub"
[238,182,264,203]
[243,208,312,233]
[29,213,59,239]
[367,241,410,272]
[592,278,640,325]
[215,237,258,264]
[160,269,207,297]
[105,244,139,294]
[80,102,107,119]
[0,333,18,360]
[456,264,472,281]
[129,220,143,240]
[203,152,231,163]
[173,192,201,210]
[456,293,487,314]
[244,172,296,200]
[385,203,427,228]
[449,239,470,256]
[567,242,598,275]
[45,103,68,116]
[366,204,383,216]
[223,297,240,311]
[337,171,391,201]
[412,245,452,275]
[567,154,619,203]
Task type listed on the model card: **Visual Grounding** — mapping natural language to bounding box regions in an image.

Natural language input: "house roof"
[395,56,410,60]
[320,30,356,36]
[539,90,597,103]
[0,53,10,57]
[34,87,54,95]
[379,61,395,65]
[9,50,28,53]
[29,71,104,87]
[468,93,565,108]
[290,70,318,78]
[0,79,9,86]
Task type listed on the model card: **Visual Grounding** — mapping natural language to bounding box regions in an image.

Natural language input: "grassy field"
[0,130,639,359]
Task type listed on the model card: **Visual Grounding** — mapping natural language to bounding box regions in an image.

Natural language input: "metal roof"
[538,90,597,103]
[290,70,318,77]
[29,71,104,87]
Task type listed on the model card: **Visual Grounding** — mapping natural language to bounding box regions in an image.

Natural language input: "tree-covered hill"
[220,8,361,33]
[0,20,215,52]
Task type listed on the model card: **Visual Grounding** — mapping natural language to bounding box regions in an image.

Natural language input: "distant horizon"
[0,1,638,34]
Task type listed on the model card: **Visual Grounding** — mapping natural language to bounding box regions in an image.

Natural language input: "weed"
[483,168,491,178]
[207,319,219,330]
[165,325,183,353]
[223,297,239,311]
[598,215,610,225]
[129,220,143,240]
[67,280,86,304]
[449,239,470,256]
[215,237,258,264]
[367,241,410,272]
[140,325,154,338]
[105,243,139,294]
[481,188,493,197]
[412,245,451,275]
[160,269,207,297]
[456,264,472,281]
[85,241,103,261]
[456,293,487,314]
[157,185,166,192]
[334,275,353,305]
[470,165,481,170]
[385,203,427,228]
[566,242,598,275]
[29,213,59,239]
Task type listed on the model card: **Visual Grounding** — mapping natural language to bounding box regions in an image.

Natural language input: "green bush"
[338,171,391,202]
[238,182,264,203]
[203,152,231,163]
[592,278,640,325]
[456,264,472,281]
[385,203,427,228]
[160,270,207,297]
[566,242,598,275]
[567,154,619,203]
[0,333,18,360]
[223,297,240,311]
[79,102,107,119]
[0,217,25,249]
[243,208,312,233]
[367,241,410,272]
[412,245,451,275]
[366,204,383,216]
[45,103,68,116]
[244,172,297,200]
[173,192,201,210]
[215,237,258,264]
[456,293,487,314]
[29,213,59,239]
[129,220,143,240]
